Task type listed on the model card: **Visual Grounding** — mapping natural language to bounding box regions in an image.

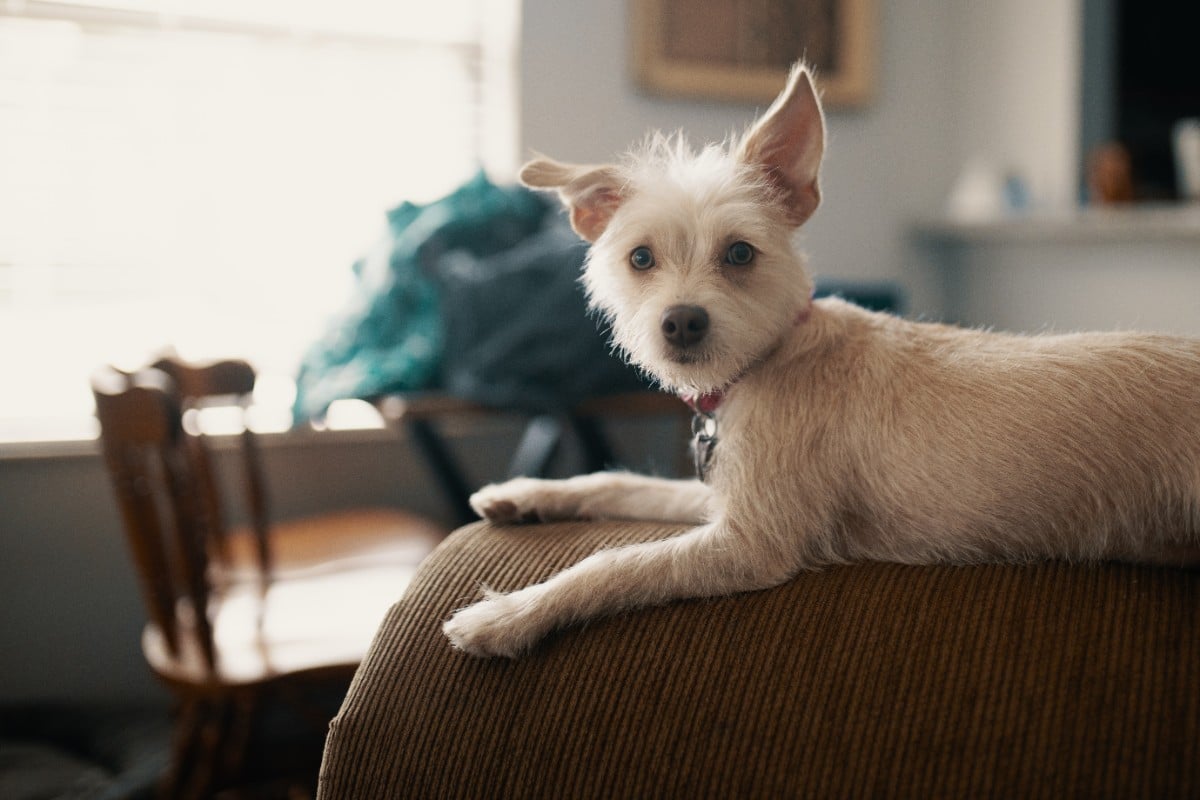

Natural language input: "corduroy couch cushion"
[318,520,1200,799]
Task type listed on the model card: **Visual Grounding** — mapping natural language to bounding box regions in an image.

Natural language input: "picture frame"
[632,0,875,108]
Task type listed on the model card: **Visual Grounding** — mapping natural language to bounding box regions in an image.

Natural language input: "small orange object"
[1086,142,1135,204]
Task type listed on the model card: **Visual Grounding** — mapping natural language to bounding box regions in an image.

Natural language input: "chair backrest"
[149,357,273,584]
[91,366,219,673]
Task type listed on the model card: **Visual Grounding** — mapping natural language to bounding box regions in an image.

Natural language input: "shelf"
[915,205,1200,246]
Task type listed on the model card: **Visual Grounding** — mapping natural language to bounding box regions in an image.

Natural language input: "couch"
[318,518,1200,798]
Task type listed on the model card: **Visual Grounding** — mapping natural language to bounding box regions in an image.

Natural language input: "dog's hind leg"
[470,473,714,525]
[443,516,794,657]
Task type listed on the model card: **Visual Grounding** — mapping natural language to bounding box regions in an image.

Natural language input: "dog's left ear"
[738,63,826,226]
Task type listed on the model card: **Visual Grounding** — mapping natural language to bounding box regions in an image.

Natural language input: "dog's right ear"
[519,157,625,242]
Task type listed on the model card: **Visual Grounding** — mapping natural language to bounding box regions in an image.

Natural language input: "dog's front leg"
[470,472,714,525]
[443,517,794,657]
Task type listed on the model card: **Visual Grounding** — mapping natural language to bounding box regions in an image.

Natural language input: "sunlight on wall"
[0,1,518,441]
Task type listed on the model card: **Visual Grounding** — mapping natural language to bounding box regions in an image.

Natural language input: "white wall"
[519,0,965,319]
[518,1,1096,321]
[954,0,1082,211]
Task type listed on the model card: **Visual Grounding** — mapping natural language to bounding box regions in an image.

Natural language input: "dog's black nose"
[661,305,709,347]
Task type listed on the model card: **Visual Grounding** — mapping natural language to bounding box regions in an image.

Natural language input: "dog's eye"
[725,241,755,266]
[630,246,656,271]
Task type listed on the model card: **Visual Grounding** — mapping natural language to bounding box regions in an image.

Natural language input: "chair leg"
[162,696,235,800]
[165,688,334,797]
[222,690,259,780]
[160,699,201,799]
[196,697,236,798]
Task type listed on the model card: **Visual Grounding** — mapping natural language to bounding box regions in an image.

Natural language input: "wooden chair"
[147,356,446,587]
[91,364,444,798]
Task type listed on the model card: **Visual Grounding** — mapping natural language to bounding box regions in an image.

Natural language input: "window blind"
[0,0,517,441]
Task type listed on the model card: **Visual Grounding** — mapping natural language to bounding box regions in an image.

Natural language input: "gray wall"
[0,433,461,704]
[0,419,684,705]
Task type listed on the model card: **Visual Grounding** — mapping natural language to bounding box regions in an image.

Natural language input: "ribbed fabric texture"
[319,520,1200,799]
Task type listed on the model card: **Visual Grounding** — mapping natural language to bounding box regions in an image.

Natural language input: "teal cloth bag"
[292,172,547,420]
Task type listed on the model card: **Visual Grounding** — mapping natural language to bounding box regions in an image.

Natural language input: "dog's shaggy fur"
[443,64,1200,658]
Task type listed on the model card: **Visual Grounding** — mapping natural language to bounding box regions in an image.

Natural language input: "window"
[0,0,518,442]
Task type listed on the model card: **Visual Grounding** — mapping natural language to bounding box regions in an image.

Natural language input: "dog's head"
[521,64,825,395]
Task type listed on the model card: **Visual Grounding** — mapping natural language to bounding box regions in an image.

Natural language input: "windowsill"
[0,397,395,459]
[915,203,1200,246]
[0,425,403,463]
[0,406,527,463]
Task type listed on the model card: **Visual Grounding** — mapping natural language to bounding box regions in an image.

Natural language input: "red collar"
[680,388,727,414]
[677,304,810,415]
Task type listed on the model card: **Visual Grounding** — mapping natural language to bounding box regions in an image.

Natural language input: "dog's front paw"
[470,478,572,524]
[443,589,548,658]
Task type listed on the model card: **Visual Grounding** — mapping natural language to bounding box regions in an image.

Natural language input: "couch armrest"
[319,520,1200,798]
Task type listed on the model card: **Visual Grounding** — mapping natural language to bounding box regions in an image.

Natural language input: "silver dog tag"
[692,411,718,481]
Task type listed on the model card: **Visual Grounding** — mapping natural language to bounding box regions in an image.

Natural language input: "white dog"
[443,64,1200,658]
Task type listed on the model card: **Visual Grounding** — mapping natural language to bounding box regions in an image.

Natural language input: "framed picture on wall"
[632,0,875,107]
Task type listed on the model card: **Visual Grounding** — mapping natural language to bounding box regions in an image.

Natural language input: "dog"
[442,63,1200,658]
